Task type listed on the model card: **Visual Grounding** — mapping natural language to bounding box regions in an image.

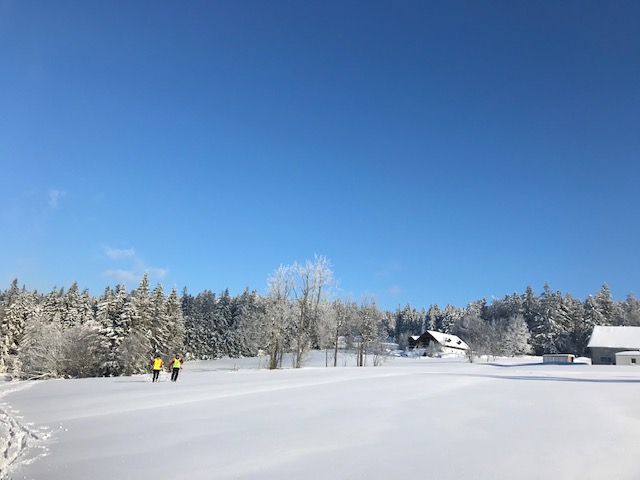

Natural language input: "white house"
[410,330,469,355]
[614,351,640,366]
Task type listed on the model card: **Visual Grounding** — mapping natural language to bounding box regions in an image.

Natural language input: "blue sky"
[1,0,639,310]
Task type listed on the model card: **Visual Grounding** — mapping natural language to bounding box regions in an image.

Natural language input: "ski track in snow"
[0,381,50,480]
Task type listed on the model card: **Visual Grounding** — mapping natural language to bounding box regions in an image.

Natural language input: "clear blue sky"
[1,0,639,310]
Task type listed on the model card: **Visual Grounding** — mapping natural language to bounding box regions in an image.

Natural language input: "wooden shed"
[542,354,575,364]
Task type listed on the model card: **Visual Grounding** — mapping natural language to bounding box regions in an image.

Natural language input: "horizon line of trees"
[2,257,639,379]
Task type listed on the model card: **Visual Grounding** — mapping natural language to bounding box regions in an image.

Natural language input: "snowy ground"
[2,352,640,480]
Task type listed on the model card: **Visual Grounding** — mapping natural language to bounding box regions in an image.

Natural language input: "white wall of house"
[615,351,640,366]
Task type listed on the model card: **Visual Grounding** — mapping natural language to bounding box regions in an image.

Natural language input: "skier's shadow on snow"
[113,376,172,383]
[113,379,152,383]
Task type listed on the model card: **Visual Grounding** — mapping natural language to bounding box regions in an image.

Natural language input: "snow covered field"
[2,353,640,480]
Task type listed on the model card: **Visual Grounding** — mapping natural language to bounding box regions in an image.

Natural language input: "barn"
[587,326,640,365]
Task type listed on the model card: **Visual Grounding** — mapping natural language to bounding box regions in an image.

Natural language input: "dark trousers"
[171,368,180,382]
[152,370,160,382]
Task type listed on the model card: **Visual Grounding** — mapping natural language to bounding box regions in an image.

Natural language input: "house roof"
[614,351,640,357]
[418,330,469,350]
[587,326,640,349]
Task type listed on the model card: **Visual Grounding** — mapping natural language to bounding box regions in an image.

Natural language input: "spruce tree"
[165,286,185,357]
[149,283,168,356]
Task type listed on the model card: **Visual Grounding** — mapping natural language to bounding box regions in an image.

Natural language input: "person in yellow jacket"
[170,355,183,382]
[151,355,163,383]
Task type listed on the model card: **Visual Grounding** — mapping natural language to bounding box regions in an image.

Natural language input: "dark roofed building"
[410,330,469,354]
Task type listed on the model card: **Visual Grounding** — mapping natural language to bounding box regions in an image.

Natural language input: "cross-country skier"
[151,354,163,382]
[170,355,183,382]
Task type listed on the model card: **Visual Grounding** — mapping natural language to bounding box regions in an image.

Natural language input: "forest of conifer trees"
[1,259,639,379]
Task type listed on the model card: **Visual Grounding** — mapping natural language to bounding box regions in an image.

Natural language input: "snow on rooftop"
[587,326,640,349]
[427,330,469,350]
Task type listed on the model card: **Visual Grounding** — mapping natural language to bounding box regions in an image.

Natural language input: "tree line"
[1,256,638,379]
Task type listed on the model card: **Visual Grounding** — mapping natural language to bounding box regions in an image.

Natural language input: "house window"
[601,356,612,364]
[632,358,637,365]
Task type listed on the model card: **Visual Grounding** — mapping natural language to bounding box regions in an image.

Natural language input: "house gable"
[414,330,469,351]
